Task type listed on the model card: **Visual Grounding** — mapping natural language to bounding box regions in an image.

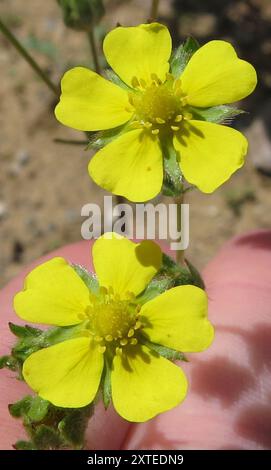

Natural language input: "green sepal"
[140,336,188,362]
[106,69,132,91]
[100,358,112,409]
[87,123,130,151]
[170,37,200,78]
[162,139,183,197]
[57,0,104,31]
[137,253,205,305]
[9,322,42,338]
[72,263,99,294]
[10,323,83,365]
[33,425,63,450]
[190,105,246,124]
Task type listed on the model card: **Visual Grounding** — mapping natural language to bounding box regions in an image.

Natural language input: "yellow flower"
[14,234,214,422]
[55,23,257,202]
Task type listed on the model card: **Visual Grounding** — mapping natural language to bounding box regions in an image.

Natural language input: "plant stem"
[54,138,89,145]
[88,29,101,74]
[0,17,58,95]
[174,193,186,266]
[150,0,160,20]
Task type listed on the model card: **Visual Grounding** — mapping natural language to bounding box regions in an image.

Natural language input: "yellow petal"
[55,67,132,131]
[141,285,214,352]
[23,338,103,408]
[88,129,163,202]
[103,23,172,87]
[181,40,257,107]
[111,344,187,422]
[92,233,162,298]
[14,257,90,326]
[173,120,248,193]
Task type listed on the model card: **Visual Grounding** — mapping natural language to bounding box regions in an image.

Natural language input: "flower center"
[85,287,142,354]
[129,74,191,135]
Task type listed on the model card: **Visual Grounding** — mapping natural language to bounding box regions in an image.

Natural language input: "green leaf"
[14,440,36,450]
[106,69,132,91]
[190,105,245,124]
[162,139,183,197]
[72,264,99,293]
[27,397,50,423]
[170,37,200,78]
[33,425,63,450]
[9,396,33,418]
[58,405,92,448]
[0,354,18,371]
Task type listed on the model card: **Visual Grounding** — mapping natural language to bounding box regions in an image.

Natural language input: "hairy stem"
[174,193,186,266]
[88,29,101,74]
[150,0,160,20]
[0,17,58,95]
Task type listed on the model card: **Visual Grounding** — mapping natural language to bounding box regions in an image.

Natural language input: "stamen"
[134,321,142,330]
[184,112,193,120]
[116,347,122,356]
[99,346,106,353]
[139,78,147,88]
[105,335,113,342]
[120,338,128,346]
[151,129,159,135]
[155,117,165,124]
[94,335,103,343]
[175,115,183,122]
[130,338,138,345]
[144,122,152,129]
[131,76,140,88]
[171,125,180,131]
[128,328,135,338]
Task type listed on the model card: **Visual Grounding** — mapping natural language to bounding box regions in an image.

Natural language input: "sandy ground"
[0,0,271,287]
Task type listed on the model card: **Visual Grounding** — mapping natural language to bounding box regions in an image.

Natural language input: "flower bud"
[57,0,104,31]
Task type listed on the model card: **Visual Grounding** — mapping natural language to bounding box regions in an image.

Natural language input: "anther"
[155,117,166,124]
[120,338,128,346]
[184,112,193,120]
[99,346,106,353]
[128,328,135,338]
[151,129,159,135]
[134,321,142,330]
[116,347,122,356]
[131,76,140,88]
[175,115,183,122]
[105,335,113,342]
[144,122,152,129]
[130,338,138,345]
[171,125,180,132]
[139,78,147,88]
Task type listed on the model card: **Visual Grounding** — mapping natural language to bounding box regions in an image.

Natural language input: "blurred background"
[0,0,271,287]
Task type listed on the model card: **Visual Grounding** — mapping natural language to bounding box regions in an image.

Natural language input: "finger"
[124,230,271,449]
[0,240,130,450]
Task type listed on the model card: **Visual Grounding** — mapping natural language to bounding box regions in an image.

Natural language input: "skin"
[0,231,271,450]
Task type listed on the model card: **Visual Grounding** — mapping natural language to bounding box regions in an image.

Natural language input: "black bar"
[0,450,270,467]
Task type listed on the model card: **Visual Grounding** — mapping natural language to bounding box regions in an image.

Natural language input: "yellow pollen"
[175,115,183,122]
[85,287,143,352]
[171,125,180,132]
[151,129,159,135]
